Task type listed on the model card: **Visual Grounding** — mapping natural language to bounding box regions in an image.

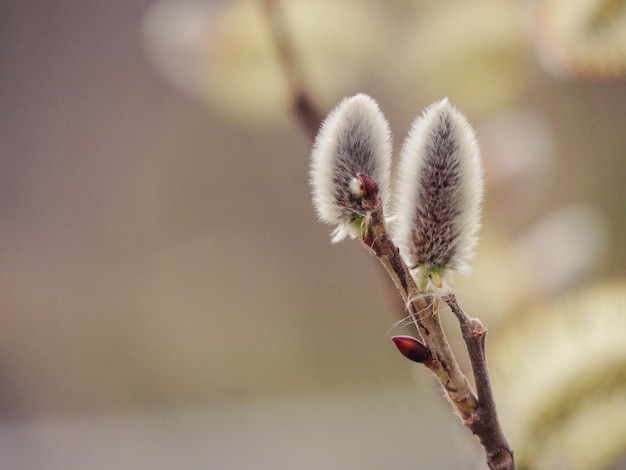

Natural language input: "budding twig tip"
[392,97,484,289]
[310,94,392,243]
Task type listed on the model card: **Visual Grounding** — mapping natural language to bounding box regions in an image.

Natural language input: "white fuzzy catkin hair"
[310,94,392,242]
[393,98,484,285]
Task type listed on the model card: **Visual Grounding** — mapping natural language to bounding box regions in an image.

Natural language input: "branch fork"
[364,198,514,470]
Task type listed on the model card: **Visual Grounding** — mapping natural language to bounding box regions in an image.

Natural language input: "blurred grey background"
[1,0,625,468]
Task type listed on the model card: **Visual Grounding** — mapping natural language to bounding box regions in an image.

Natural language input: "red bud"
[356,173,379,199]
[391,335,431,363]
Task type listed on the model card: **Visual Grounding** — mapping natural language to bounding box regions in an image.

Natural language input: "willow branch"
[361,194,514,469]
[444,293,515,470]
[260,0,324,140]
[362,200,478,422]
[262,2,515,467]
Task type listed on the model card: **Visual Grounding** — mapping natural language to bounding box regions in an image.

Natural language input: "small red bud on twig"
[391,335,432,364]
[355,173,379,199]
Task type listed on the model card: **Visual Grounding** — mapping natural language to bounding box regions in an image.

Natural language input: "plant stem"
[261,3,515,466]
[444,294,515,470]
[363,203,478,422]
[260,0,324,140]
[362,199,515,469]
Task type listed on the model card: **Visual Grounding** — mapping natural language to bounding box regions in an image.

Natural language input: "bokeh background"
[1,0,625,468]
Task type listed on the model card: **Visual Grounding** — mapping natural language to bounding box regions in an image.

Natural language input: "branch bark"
[363,202,479,422]
[363,203,515,470]
[260,0,323,140]
[445,294,515,470]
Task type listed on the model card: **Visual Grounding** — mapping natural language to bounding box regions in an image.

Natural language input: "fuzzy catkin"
[310,94,392,242]
[393,99,484,288]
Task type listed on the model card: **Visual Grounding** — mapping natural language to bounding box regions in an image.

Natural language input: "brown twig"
[259,0,324,140]
[364,200,515,469]
[362,199,478,422]
[444,294,515,469]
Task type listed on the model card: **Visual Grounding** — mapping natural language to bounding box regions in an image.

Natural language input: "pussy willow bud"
[391,335,432,364]
[310,94,392,243]
[393,99,484,291]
